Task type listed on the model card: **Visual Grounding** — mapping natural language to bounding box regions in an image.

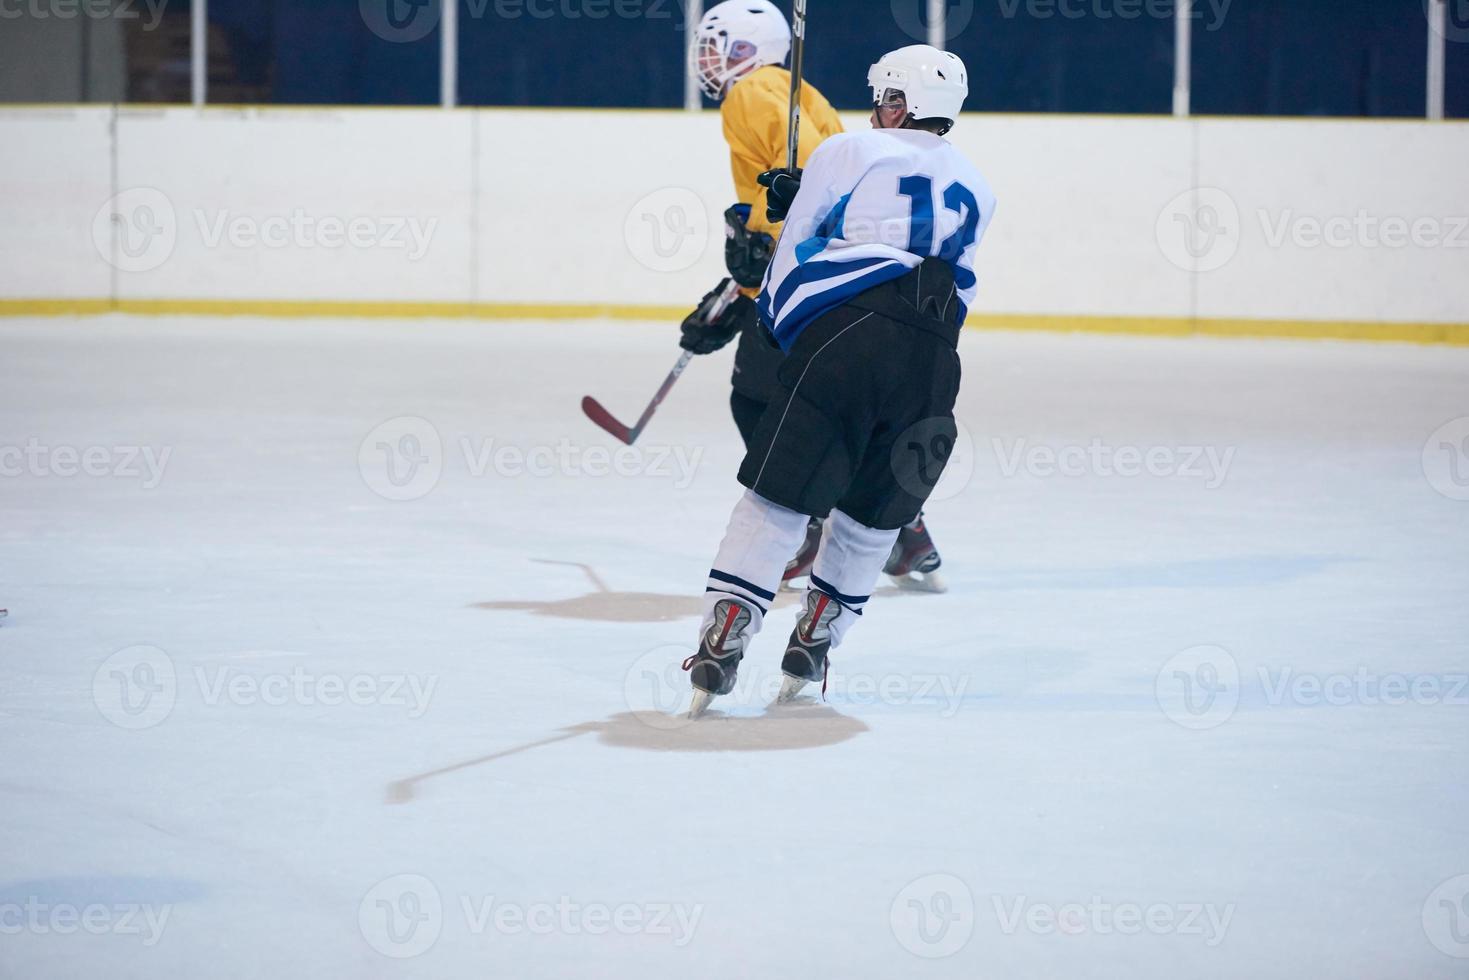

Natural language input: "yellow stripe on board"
[1,298,1466,347]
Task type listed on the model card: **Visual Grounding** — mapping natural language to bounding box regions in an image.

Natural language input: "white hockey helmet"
[868,44,969,132]
[692,0,792,100]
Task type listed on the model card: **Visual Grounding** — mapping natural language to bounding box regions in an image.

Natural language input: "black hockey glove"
[679,278,757,355]
[724,204,775,288]
[757,167,803,223]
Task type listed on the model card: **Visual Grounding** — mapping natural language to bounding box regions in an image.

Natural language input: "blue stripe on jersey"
[769,259,908,351]
[771,254,894,317]
[757,254,893,337]
[793,193,851,266]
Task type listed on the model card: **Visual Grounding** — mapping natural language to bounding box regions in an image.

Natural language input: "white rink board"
[478,110,733,306]
[0,107,114,299]
[1,106,1467,324]
[1192,119,1469,323]
[112,108,477,302]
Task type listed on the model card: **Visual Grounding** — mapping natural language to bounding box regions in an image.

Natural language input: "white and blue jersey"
[756,128,996,351]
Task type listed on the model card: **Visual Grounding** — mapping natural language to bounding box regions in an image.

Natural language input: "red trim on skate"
[804,594,829,642]
[716,605,740,647]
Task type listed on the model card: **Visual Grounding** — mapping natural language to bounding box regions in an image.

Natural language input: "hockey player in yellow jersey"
[677,0,947,591]
[679,0,842,440]
[676,0,839,585]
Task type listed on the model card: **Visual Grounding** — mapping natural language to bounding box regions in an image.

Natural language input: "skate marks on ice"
[386,706,865,804]
[470,560,799,623]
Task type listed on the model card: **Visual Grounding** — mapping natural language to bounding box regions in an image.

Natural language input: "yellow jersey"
[720,65,845,242]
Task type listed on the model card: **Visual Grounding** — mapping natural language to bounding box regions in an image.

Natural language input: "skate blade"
[687,689,716,720]
[775,674,810,704]
[889,570,947,593]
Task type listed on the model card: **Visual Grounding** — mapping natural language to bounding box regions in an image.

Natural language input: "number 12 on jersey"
[897,174,981,263]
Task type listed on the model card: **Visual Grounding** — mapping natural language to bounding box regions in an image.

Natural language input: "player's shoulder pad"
[723,66,788,109]
[803,130,873,169]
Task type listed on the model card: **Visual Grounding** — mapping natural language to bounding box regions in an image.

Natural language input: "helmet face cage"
[694,34,762,99]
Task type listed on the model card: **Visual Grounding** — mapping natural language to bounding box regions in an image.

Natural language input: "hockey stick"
[786,0,807,171]
[580,281,742,445]
[585,6,804,449]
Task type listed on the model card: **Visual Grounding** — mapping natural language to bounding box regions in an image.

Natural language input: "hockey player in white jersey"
[684,44,996,716]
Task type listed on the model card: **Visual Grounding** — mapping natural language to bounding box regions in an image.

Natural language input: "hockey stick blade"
[580,283,739,445]
[581,395,637,445]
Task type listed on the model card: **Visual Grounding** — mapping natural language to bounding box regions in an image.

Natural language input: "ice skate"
[884,515,946,593]
[682,598,754,719]
[776,589,841,703]
[780,517,824,590]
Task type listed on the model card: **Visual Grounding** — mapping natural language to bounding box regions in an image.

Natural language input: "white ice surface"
[1,316,1467,979]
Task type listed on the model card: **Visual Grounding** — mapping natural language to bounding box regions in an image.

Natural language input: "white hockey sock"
[808,509,901,649]
[700,490,811,639]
